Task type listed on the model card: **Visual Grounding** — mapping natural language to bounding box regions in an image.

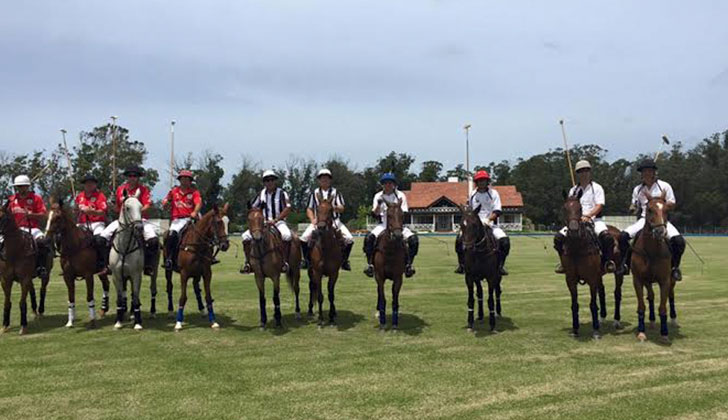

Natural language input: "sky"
[1,0,727,192]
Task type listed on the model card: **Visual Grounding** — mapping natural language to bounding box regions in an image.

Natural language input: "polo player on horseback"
[362,172,419,278]
[74,174,111,273]
[241,170,293,273]
[99,166,160,275]
[300,168,354,271]
[161,169,202,271]
[617,158,686,281]
[454,170,511,276]
[553,160,616,274]
[2,175,50,277]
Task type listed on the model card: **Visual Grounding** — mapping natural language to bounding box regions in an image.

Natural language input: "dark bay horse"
[603,225,625,330]
[372,199,407,331]
[47,201,111,328]
[559,192,604,339]
[307,193,343,326]
[631,191,674,342]
[245,207,302,329]
[459,205,502,332]
[0,202,53,335]
[173,204,230,331]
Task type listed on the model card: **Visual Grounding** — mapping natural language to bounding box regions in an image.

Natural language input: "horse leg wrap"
[637,310,646,333]
[660,314,668,336]
[20,301,28,327]
[669,296,677,319]
[614,289,622,321]
[3,302,11,327]
[207,302,215,323]
[68,302,76,323]
[648,299,655,322]
[88,300,96,320]
[176,307,185,323]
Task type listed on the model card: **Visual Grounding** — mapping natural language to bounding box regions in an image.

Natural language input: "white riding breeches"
[301,220,354,244]
[242,221,292,242]
[559,220,608,237]
[77,222,106,236]
[169,217,191,234]
[624,218,680,239]
[0,228,44,245]
[370,224,414,240]
[100,219,158,241]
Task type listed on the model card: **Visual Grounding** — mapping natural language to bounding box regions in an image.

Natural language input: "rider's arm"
[191,190,202,218]
[489,190,502,222]
[28,196,47,220]
[306,208,316,224]
[584,204,603,219]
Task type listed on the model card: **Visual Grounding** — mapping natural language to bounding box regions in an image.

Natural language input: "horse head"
[247,206,265,241]
[212,203,230,251]
[385,198,404,240]
[46,198,69,236]
[459,204,484,251]
[120,190,143,225]
[643,190,668,239]
[563,189,583,233]
[316,192,335,232]
[0,199,11,234]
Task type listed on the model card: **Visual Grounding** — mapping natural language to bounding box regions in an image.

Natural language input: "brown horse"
[0,201,53,334]
[46,201,111,328]
[245,206,301,329]
[372,199,407,331]
[459,205,502,332]
[631,191,674,342]
[559,192,604,338]
[603,225,625,330]
[307,193,343,326]
[173,205,230,331]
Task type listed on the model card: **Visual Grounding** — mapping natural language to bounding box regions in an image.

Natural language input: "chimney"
[447,177,459,183]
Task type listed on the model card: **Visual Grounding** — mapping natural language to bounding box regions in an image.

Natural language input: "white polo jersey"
[569,182,605,220]
[308,187,345,220]
[632,180,676,218]
[372,190,408,226]
[251,187,291,221]
[469,188,502,224]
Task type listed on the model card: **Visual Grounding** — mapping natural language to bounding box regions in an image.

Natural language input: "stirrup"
[554,263,565,274]
[281,262,289,273]
[211,258,220,265]
[604,261,616,274]
[454,265,464,274]
[405,265,415,278]
[301,260,309,269]
[341,260,351,271]
[164,259,174,270]
[240,262,252,274]
[499,266,509,276]
[143,265,154,276]
[672,267,682,282]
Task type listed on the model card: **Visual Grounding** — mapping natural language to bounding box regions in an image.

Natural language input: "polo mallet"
[60,129,76,198]
[559,119,576,187]
[30,161,55,183]
[654,135,670,162]
[464,124,472,196]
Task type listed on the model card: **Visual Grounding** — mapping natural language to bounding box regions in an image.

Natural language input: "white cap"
[262,169,278,180]
[575,160,592,172]
[317,168,332,178]
[13,175,31,186]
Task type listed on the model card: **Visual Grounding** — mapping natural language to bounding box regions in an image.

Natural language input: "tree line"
[2,124,726,230]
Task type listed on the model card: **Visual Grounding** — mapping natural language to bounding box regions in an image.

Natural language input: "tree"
[193,151,225,213]
[418,160,443,182]
[224,157,261,226]
[372,151,417,190]
[446,164,469,181]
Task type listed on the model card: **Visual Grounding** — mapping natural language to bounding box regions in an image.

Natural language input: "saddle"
[563,223,600,257]
[0,230,38,260]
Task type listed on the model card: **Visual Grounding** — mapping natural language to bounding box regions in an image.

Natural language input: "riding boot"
[300,242,310,269]
[280,241,290,273]
[94,236,111,274]
[362,233,375,278]
[240,240,252,274]
[341,242,353,271]
[553,233,566,274]
[669,235,686,281]
[164,232,179,270]
[143,237,159,276]
[598,231,616,273]
[34,237,50,278]
[498,237,510,276]
[405,235,418,278]
[454,234,465,274]
[617,231,632,276]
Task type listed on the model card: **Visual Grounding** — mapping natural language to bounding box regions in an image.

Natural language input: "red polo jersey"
[8,192,46,229]
[75,190,108,223]
[166,186,201,220]
[115,183,151,213]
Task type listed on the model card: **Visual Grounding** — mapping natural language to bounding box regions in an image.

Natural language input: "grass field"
[1,236,727,419]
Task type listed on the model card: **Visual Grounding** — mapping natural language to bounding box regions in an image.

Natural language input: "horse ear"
[473,204,482,215]
[661,190,666,200]
[246,200,252,210]
[222,203,229,215]
[316,191,324,203]
[212,202,219,213]
[134,189,140,199]
[576,189,583,200]
[562,189,568,200]
[123,189,129,198]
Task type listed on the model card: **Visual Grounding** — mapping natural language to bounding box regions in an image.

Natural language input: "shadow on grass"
[472,315,519,338]
[629,320,685,346]
[28,314,68,334]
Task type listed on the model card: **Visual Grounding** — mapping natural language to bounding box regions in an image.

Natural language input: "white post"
[60,129,75,198]
[464,124,472,196]
[110,116,118,192]
[170,120,176,189]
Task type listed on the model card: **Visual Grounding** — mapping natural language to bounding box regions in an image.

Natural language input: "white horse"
[110,191,145,330]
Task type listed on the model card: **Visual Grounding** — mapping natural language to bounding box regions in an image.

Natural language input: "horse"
[458,204,503,332]
[597,225,626,330]
[245,206,302,329]
[161,235,206,319]
[559,191,604,339]
[631,191,674,342]
[307,193,343,326]
[109,190,145,331]
[173,204,230,331]
[46,200,111,328]
[0,201,53,335]
[372,199,409,331]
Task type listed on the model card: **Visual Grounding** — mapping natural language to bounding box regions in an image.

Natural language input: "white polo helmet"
[262,169,278,180]
[317,168,332,178]
[13,175,31,186]
[574,160,592,172]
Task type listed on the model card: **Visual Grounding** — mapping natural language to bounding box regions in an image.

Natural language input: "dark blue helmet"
[379,172,397,184]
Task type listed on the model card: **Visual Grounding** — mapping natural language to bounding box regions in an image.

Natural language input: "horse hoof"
[593,332,601,340]
[200,309,208,317]
[1,326,9,334]
[19,327,28,335]
[133,324,143,331]
[613,320,623,330]
[649,322,656,330]
[149,312,156,319]
[637,332,647,342]
[600,317,606,324]
[98,310,106,318]
[378,325,386,332]
[35,313,44,320]
[65,320,73,328]
[467,327,474,333]
[391,326,399,333]
[570,331,579,338]
[670,319,680,328]
[174,322,183,331]
[211,322,220,329]
[114,321,123,330]
[660,335,671,344]
[295,312,302,320]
